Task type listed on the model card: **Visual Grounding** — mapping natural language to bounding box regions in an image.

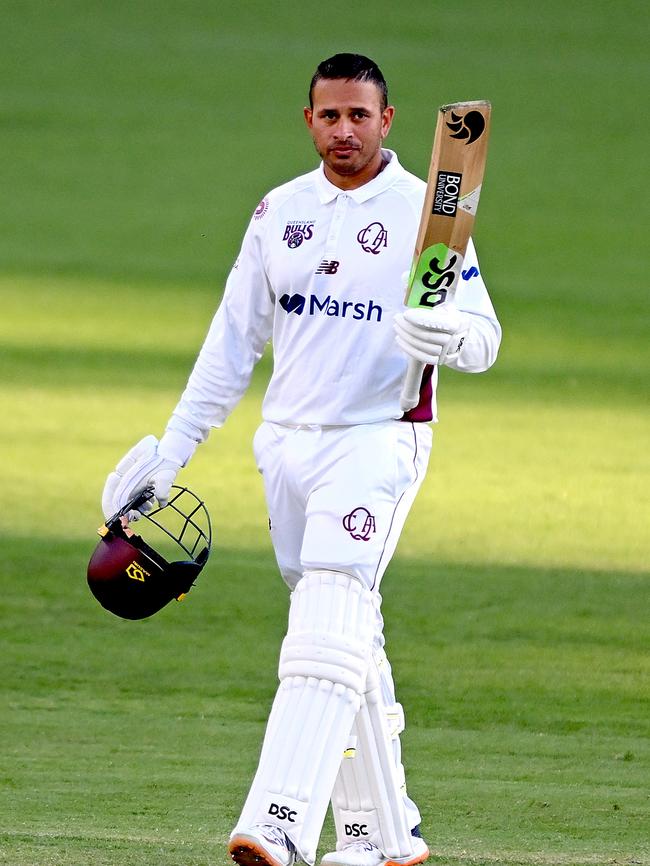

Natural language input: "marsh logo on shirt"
[283,221,315,248]
[279,292,382,322]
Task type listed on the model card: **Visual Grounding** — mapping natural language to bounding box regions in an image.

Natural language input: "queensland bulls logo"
[342,507,376,541]
[283,221,315,248]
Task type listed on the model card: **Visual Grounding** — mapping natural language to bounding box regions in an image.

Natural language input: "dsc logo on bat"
[407,243,460,310]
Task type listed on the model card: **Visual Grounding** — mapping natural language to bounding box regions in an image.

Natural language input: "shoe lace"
[344,840,377,853]
[258,823,295,852]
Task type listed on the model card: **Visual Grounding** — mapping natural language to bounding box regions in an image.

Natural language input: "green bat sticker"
[406,242,460,309]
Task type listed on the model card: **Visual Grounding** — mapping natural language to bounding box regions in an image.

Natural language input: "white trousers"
[253,419,432,592]
[252,420,432,845]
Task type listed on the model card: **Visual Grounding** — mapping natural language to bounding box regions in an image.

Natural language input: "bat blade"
[400,100,491,411]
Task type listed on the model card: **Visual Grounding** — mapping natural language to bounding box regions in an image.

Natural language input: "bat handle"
[400,359,426,412]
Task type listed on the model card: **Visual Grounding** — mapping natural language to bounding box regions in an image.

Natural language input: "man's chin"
[326,156,364,176]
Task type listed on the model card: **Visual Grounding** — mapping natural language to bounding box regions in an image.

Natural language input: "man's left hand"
[394,305,470,366]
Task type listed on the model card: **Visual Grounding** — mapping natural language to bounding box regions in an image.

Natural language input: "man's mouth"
[331,144,358,157]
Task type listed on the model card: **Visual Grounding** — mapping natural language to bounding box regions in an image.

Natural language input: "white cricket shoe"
[229,822,297,866]
[320,835,429,866]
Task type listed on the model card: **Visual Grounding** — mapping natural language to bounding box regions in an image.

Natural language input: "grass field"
[1,1,649,865]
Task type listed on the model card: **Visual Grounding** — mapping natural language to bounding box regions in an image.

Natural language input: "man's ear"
[304,107,313,129]
[381,105,395,140]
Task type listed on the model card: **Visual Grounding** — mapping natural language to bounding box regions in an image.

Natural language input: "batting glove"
[101,431,198,520]
[394,305,470,367]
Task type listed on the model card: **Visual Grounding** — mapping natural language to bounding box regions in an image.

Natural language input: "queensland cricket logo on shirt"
[283,220,315,248]
[342,507,376,541]
[357,222,388,255]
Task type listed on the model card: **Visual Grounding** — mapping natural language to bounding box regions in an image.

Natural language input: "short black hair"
[309,53,388,111]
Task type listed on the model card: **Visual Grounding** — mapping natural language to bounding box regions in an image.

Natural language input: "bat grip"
[400,359,426,411]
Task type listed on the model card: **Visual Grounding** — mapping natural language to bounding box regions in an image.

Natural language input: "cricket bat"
[400,100,492,411]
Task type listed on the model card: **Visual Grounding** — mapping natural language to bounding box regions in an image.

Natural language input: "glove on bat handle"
[400,358,426,411]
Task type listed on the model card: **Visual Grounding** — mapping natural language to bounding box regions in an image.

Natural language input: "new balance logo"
[315,259,340,275]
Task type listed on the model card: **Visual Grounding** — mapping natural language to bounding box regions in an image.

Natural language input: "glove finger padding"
[395,333,445,365]
[101,471,122,520]
[113,434,158,475]
[401,306,463,335]
[394,306,469,367]
[152,467,179,508]
[102,435,180,519]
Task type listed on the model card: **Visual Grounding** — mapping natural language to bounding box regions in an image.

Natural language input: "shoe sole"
[229,833,288,866]
[385,846,430,866]
[321,845,430,866]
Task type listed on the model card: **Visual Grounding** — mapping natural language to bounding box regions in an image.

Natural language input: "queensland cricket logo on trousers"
[343,507,376,541]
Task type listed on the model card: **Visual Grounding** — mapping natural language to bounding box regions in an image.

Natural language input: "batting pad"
[330,654,417,860]
[231,570,377,865]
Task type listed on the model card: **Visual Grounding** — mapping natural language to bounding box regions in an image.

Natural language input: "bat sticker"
[406,243,461,309]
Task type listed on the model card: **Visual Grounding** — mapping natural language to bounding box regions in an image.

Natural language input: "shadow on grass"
[2,536,649,865]
[3,339,649,406]
[3,534,648,735]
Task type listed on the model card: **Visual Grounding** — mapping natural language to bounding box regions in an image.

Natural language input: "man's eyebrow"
[317,106,371,113]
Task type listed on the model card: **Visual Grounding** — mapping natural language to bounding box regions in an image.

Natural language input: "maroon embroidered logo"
[254,198,269,220]
[342,507,376,541]
[357,222,388,255]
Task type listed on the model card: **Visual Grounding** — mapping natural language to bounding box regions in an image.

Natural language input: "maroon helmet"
[88,486,212,620]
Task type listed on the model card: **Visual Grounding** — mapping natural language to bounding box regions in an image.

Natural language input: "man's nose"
[334,118,353,139]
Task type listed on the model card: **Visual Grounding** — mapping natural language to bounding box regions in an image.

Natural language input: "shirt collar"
[314,149,402,204]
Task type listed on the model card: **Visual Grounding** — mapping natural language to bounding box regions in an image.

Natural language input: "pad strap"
[330,648,420,859]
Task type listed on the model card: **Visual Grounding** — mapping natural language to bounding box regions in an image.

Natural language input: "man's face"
[304,78,394,190]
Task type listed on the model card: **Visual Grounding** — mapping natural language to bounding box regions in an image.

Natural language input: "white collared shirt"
[168,150,501,437]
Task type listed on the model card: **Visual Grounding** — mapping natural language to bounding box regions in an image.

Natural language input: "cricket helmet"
[87,486,212,620]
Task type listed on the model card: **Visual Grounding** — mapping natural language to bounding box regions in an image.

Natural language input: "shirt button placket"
[314,193,348,288]
[324,193,348,256]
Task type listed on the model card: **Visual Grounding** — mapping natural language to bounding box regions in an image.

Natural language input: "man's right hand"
[101,432,197,520]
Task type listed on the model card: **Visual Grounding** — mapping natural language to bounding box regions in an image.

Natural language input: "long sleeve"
[166,216,275,442]
[446,238,501,373]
